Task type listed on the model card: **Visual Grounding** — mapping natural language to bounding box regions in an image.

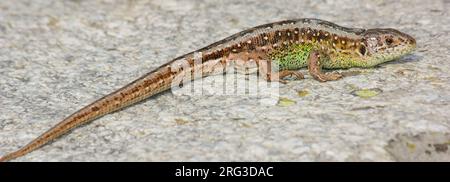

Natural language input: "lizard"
[0,18,416,162]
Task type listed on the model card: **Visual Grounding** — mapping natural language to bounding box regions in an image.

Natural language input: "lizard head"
[358,28,416,67]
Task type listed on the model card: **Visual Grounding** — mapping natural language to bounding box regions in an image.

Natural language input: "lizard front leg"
[307,50,343,82]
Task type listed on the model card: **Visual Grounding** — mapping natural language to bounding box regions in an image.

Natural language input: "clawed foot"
[268,70,304,84]
[315,72,343,82]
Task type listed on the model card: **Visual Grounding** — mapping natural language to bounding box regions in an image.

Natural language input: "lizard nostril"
[403,33,416,45]
[409,38,416,45]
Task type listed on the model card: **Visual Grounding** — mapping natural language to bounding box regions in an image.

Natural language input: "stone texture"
[0,0,448,161]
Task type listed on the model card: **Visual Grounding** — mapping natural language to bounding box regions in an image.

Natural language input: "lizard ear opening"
[359,45,366,56]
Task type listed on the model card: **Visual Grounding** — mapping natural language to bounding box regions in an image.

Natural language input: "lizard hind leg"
[256,59,304,84]
[278,70,304,81]
[307,50,343,82]
[232,50,304,84]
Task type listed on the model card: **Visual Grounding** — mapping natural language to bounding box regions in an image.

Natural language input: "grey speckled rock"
[0,0,449,161]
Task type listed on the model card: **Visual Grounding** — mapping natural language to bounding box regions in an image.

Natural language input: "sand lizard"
[0,18,416,161]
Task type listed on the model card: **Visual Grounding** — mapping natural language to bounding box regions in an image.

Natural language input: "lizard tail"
[0,50,224,161]
[0,152,17,162]
[0,64,178,162]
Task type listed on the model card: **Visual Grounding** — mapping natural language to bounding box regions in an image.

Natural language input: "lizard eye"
[359,45,366,56]
[385,38,393,45]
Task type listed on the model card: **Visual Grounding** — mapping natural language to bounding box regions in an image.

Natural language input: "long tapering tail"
[0,63,179,162]
[0,46,230,162]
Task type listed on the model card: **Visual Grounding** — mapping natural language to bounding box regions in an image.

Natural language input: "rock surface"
[0,0,449,161]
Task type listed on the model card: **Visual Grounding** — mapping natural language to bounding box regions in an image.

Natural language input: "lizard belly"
[269,43,312,71]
